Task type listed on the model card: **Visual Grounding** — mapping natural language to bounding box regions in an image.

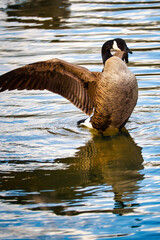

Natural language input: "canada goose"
[0,38,138,134]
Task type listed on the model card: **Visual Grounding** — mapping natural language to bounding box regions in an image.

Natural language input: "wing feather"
[0,58,98,115]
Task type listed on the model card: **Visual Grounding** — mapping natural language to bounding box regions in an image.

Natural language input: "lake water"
[0,0,160,239]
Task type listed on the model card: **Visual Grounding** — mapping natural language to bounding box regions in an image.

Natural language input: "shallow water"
[0,0,160,239]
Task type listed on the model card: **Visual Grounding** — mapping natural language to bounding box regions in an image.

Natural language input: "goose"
[0,38,138,134]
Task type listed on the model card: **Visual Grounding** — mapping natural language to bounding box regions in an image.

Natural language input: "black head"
[112,38,132,54]
[101,38,132,64]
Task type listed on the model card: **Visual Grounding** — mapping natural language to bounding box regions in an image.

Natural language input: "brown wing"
[0,58,98,115]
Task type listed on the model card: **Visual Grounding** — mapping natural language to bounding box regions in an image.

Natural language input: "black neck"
[101,40,113,65]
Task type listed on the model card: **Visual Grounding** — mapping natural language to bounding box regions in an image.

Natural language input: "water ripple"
[0,0,160,239]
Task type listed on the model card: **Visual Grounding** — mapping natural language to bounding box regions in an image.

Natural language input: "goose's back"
[92,56,138,131]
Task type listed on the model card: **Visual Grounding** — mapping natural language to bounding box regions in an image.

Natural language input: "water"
[0,0,160,239]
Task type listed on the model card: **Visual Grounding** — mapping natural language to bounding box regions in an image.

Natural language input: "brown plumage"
[92,55,138,132]
[0,38,138,134]
[0,59,96,115]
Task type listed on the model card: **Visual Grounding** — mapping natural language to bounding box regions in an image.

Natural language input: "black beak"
[124,46,132,63]
[125,46,132,54]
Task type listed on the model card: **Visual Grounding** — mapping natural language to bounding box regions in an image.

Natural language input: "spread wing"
[0,58,98,115]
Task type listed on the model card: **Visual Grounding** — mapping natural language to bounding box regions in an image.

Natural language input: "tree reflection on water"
[5,0,70,29]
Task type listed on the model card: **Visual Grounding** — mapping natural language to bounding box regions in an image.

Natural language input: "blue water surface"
[0,0,160,239]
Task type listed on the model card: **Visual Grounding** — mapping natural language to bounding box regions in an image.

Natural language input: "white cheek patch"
[113,41,121,51]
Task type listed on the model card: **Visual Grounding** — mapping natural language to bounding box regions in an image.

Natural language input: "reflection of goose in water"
[0,38,138,134]
[72,132,144,215]
[0,132,144,216]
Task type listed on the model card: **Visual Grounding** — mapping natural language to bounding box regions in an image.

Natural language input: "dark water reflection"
[1,133,143,216]
[5,0,70,29]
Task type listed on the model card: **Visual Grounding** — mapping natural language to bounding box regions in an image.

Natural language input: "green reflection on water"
[1,132,144,216]
[5,0,70,29]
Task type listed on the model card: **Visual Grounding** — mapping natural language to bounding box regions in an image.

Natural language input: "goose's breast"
[92,69,138,131]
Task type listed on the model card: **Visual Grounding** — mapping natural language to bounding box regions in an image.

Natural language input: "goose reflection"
[62,131,144,215]
[0,131,144,216]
